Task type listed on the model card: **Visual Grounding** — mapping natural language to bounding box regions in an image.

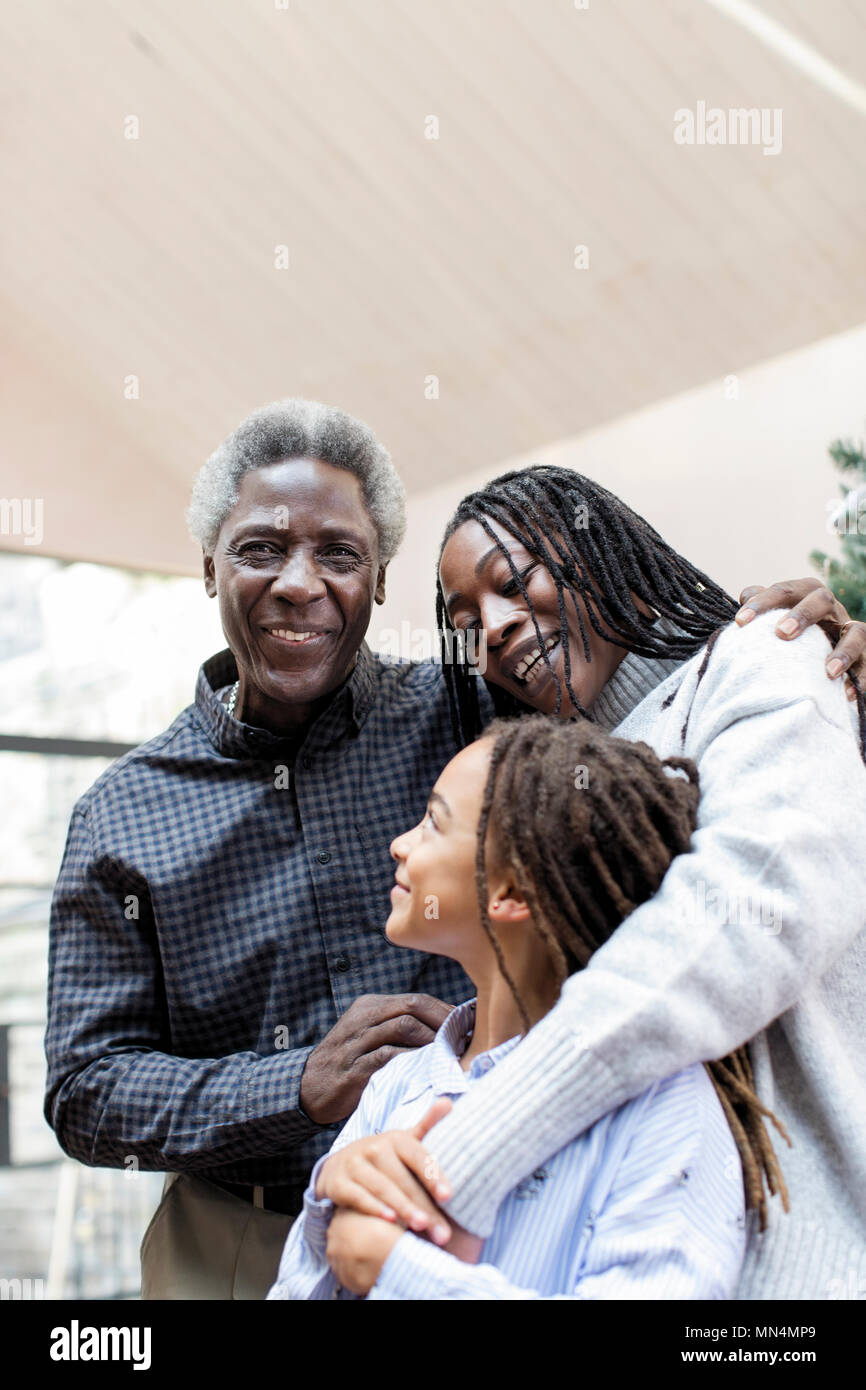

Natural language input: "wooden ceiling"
[2,0,865,573]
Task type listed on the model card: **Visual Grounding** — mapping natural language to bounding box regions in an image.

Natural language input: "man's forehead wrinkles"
[230,515,370,540]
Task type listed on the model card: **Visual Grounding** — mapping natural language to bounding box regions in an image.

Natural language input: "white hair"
[187,398,406,562]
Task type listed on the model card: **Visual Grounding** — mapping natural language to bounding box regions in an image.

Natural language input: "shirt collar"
[194,640,380,759]
[423,999,522,1099]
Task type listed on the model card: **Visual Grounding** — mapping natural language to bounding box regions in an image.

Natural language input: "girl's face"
[386,739,518,971]
[439,517,629,715]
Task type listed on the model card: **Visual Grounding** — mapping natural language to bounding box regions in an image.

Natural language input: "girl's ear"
[488,876,531,923]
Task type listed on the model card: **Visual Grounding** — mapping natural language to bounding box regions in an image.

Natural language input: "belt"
[210,1179,301,1217]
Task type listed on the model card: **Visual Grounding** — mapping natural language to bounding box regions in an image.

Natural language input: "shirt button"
[335,954,350,973]
[317,850,331,864]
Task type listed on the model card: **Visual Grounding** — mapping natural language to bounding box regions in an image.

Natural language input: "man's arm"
[44,805,322,1168]
[423,622,866,1236]
[45,806,450,1170]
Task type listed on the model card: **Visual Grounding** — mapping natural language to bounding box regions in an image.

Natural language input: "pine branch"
[829,438,866,474]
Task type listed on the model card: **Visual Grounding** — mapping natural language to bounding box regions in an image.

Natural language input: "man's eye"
[324,547,361,563]
[240,543,279,558]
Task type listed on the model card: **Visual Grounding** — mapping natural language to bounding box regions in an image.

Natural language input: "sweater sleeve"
[424,619,866,1235]
[370,1067,744,1300]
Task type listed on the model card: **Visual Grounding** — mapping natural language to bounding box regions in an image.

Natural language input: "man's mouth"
[511,634,559,685]
[263,628,329,646]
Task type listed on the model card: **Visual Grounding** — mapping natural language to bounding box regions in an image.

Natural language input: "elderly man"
[44,399,488,1300]
[44,398,864,1300]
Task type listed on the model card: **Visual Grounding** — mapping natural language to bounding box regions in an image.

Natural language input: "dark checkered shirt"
[44,642,488,1213]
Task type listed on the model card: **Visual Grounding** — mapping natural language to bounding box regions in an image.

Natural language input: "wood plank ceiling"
[1,0,865,573]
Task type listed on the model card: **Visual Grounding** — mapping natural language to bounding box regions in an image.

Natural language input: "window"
[0,552,223,1299]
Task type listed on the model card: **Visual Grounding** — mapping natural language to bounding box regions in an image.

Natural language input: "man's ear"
[203,553,217,598]
[374,564,387,606]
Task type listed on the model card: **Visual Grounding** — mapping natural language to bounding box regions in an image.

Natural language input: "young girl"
[268,716,788,1299]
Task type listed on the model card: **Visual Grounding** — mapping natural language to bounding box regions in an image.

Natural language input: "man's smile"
[261,626,332,647]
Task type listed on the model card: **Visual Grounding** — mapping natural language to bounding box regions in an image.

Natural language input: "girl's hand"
[315,1097,454,1245]
[735,578,865,699]
[326,1209,403,1295]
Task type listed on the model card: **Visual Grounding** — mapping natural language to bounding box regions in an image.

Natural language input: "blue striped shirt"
[268,999,746,1300]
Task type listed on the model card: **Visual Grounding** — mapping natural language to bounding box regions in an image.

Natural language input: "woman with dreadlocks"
[300,464,866,1303]
[271,718,767,1299]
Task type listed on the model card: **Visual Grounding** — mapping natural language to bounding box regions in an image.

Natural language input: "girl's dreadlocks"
[436,464,866,764]
[475,714,791,1233]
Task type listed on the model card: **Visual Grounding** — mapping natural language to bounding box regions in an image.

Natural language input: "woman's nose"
[478,595,523,648]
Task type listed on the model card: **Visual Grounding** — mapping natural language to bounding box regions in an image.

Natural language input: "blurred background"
[1,0,865,1298]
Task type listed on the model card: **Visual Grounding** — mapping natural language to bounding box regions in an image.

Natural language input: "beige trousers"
[140,1173,294,1300]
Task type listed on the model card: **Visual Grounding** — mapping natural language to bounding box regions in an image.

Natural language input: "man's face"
[203,457,386,729]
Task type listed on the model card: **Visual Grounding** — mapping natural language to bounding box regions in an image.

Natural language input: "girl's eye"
[422,810,437,832]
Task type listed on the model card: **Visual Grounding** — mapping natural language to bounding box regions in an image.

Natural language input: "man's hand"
[326,1208,403,1296]
[735,577,865,699]
[316,1097,454,1244]
[299,994,453,1124]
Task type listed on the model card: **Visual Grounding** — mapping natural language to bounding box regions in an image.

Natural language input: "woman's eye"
[422,810,437,832]
[501,564,536,597]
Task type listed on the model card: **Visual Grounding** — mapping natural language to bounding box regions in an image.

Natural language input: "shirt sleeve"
[370,1067,744,1300]
[44,804,322,1169]
[267,1069,394,1300]
[423,621,866,1235]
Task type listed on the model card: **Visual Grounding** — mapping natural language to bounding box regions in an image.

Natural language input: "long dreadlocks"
[436,464,866,764]
[475,714,791,1233]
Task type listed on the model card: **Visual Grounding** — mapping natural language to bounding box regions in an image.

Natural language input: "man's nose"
[270,550,327,603]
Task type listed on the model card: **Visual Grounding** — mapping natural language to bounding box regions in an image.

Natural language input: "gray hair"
[187,398,406,562]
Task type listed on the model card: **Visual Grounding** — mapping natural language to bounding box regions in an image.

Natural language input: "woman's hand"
[316,1097,454,1244]
[326,1209,404,1295]
[735,578,864,698]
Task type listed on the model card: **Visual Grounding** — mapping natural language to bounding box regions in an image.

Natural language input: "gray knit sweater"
[424,613,866,1300]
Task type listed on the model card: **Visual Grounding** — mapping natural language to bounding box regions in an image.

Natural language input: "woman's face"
[386,738,504,971]
[439,517,628,715]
